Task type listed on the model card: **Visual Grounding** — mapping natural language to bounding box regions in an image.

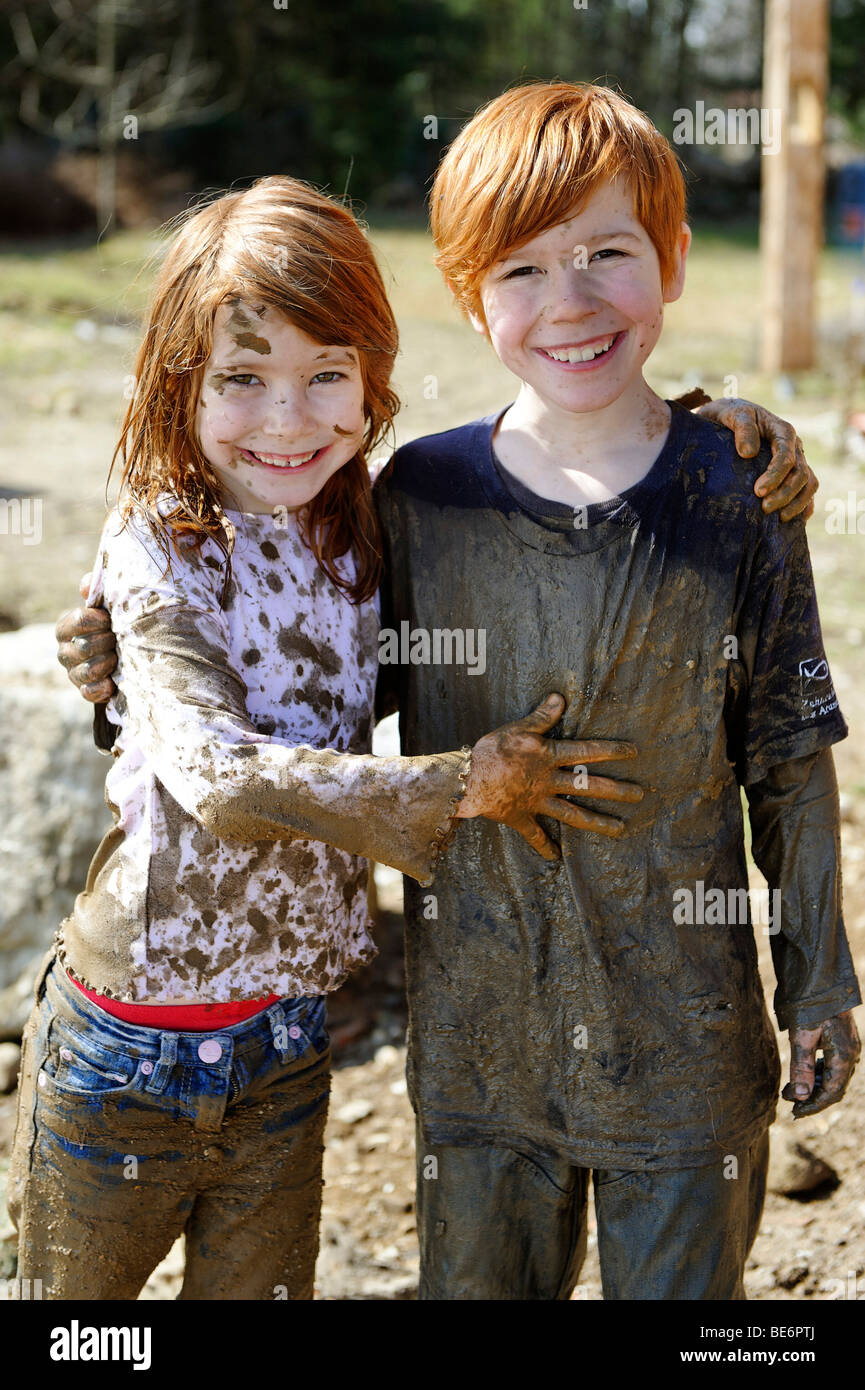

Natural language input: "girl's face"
[196,301,367,514]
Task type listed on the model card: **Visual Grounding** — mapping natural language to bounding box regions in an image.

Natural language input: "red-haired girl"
[9,175,641,1300]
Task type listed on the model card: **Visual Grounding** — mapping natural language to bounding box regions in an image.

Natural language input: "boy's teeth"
[546,337,615,363]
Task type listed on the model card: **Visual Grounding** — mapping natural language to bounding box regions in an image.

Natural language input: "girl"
[9,176,638,1300]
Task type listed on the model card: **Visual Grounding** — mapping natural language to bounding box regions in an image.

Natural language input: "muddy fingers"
[456,692,642,852]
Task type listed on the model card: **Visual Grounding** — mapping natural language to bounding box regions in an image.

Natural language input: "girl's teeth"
[546,337,616,363]
[249,449,317,467]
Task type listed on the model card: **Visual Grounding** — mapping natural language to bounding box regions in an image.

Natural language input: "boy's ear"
[467,305,489,338]
[663,221,691,305]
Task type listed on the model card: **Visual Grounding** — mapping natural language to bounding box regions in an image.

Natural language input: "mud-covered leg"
[594,1129,770,1300]
[415,1125,588,1300]
[10,1019,193,1299]
[179,1044,331,1301]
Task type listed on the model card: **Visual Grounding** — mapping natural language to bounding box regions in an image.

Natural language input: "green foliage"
[1,0,863,211]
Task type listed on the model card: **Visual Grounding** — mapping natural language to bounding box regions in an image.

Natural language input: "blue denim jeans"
[7,952,331,1300]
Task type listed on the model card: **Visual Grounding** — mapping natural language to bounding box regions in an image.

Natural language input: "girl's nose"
[260,392,314,437]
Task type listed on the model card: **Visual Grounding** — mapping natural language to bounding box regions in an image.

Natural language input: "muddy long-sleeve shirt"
[373,400,861,1170]
[58,501,470,1003]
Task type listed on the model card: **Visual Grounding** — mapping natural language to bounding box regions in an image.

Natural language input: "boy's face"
[469,175,690,418]
[196,302,366,515]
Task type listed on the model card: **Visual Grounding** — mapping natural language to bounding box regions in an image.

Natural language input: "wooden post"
[760,0,829,372]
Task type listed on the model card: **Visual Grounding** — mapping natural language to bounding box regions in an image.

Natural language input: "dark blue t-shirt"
[374,401,853,1168]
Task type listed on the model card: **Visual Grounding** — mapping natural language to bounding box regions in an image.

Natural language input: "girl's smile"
[237,444,332,473]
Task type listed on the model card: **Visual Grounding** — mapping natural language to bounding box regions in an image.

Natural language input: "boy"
[369,82,860,1300]
[58,85,857,1299]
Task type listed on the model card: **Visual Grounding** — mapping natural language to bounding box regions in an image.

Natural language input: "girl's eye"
[312,370,345,384]
[226,374,259,386]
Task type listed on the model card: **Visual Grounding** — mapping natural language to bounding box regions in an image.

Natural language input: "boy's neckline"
[491,397,673,508]
[476,399,692,555]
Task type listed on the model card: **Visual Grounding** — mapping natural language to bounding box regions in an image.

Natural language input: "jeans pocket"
[42,1014,139,1098]
[593,1167,645,1195]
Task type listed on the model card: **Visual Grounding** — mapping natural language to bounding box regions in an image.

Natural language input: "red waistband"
[67,972,281,1031]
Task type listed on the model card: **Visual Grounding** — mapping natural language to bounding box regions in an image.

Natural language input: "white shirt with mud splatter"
[58,501,470,1003]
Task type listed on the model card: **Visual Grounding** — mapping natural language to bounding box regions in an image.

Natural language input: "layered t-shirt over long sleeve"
[58,502,470,1002]
[374,401,860,1171]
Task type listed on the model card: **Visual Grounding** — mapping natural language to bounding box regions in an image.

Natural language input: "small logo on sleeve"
[798,656,838,718]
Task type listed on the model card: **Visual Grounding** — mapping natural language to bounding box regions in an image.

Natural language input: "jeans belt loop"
[146,1031,178,1093]
[266,1003,292,1062]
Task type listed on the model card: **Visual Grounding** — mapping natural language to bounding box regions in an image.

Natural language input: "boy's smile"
[536,330,625,369]
[470,175,690,426]
[196,303,366,514]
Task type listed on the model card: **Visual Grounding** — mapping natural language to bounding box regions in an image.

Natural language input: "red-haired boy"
[372,82,860,1299]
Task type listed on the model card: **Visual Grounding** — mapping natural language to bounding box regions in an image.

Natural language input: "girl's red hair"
[430,82,687,325]
[111,175,399,604]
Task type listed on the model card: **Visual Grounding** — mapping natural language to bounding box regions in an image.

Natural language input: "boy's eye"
[502,265,540,279]
[590,249,627,262]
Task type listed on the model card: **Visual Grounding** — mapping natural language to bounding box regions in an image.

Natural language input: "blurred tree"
[7,0,239,233]
[1,0,863,223]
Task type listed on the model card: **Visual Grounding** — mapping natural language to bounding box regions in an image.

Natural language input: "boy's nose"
[546,269,601,318]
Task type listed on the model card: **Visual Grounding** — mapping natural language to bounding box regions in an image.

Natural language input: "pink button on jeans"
[197,1039,223,1063]
[288,1025,302,1040]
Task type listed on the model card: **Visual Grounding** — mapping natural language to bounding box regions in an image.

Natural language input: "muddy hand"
[55,572,118,703]
[782,1010,861,1118]
[695,397,817,522]
[456,692,643,860]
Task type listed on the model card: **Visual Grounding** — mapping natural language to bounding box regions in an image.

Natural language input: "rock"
[0,1043,21,1093]
[776,1262,809,1290]
[0,958,40,1043]
[373,1244,400,1266]
[139,1236,185,1301]
[335,1098,373,1125]
[768,1130,839,1196]
[0,624,112,1035]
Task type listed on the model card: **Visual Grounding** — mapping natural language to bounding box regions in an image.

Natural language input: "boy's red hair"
[430,82,687,324]
[112,175,399,604]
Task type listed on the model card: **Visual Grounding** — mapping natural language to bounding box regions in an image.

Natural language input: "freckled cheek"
[199,399,256,453]
[484,293,521,340]
[329,394,367,443]
[631,300,665,353]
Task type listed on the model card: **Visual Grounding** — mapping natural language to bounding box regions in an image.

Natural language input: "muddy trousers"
[7,956,331,1300]
[415,1126,770,1300]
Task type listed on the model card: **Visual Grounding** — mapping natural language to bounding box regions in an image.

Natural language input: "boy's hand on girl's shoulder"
[693,396,818,523]
[783,1010,861,1118]
[55,572,118,704]
[457,692,644,859]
